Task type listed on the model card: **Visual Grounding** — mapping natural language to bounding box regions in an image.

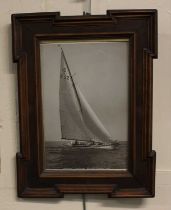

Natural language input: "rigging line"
[82,194,86,210]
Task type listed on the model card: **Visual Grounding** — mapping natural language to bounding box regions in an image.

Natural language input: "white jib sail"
[76,88,113,143]
[59,48,113,143]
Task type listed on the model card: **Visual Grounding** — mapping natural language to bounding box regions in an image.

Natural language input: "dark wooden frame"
[12,10,157,198]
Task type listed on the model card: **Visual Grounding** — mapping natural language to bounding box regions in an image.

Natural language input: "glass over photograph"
[40,41,129,170]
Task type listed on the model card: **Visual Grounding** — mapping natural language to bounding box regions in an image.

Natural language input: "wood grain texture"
[12,10,157,198]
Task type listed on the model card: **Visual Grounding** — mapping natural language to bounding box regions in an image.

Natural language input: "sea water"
[44,141,127,169]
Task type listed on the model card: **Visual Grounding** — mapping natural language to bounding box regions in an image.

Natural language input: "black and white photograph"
[40,41,129,170]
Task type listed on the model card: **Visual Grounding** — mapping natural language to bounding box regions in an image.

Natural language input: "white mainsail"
[59,48,113,144]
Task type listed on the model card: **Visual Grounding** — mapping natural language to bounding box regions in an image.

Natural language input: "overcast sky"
[40,41,129,142]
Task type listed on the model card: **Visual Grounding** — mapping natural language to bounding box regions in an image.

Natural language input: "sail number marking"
[61,68,70,80]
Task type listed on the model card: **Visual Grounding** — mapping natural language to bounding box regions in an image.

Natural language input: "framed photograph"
[12,10,157,198]
[42,40,129,170]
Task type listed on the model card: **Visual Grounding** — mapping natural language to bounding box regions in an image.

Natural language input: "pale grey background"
[40,41,129,142]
